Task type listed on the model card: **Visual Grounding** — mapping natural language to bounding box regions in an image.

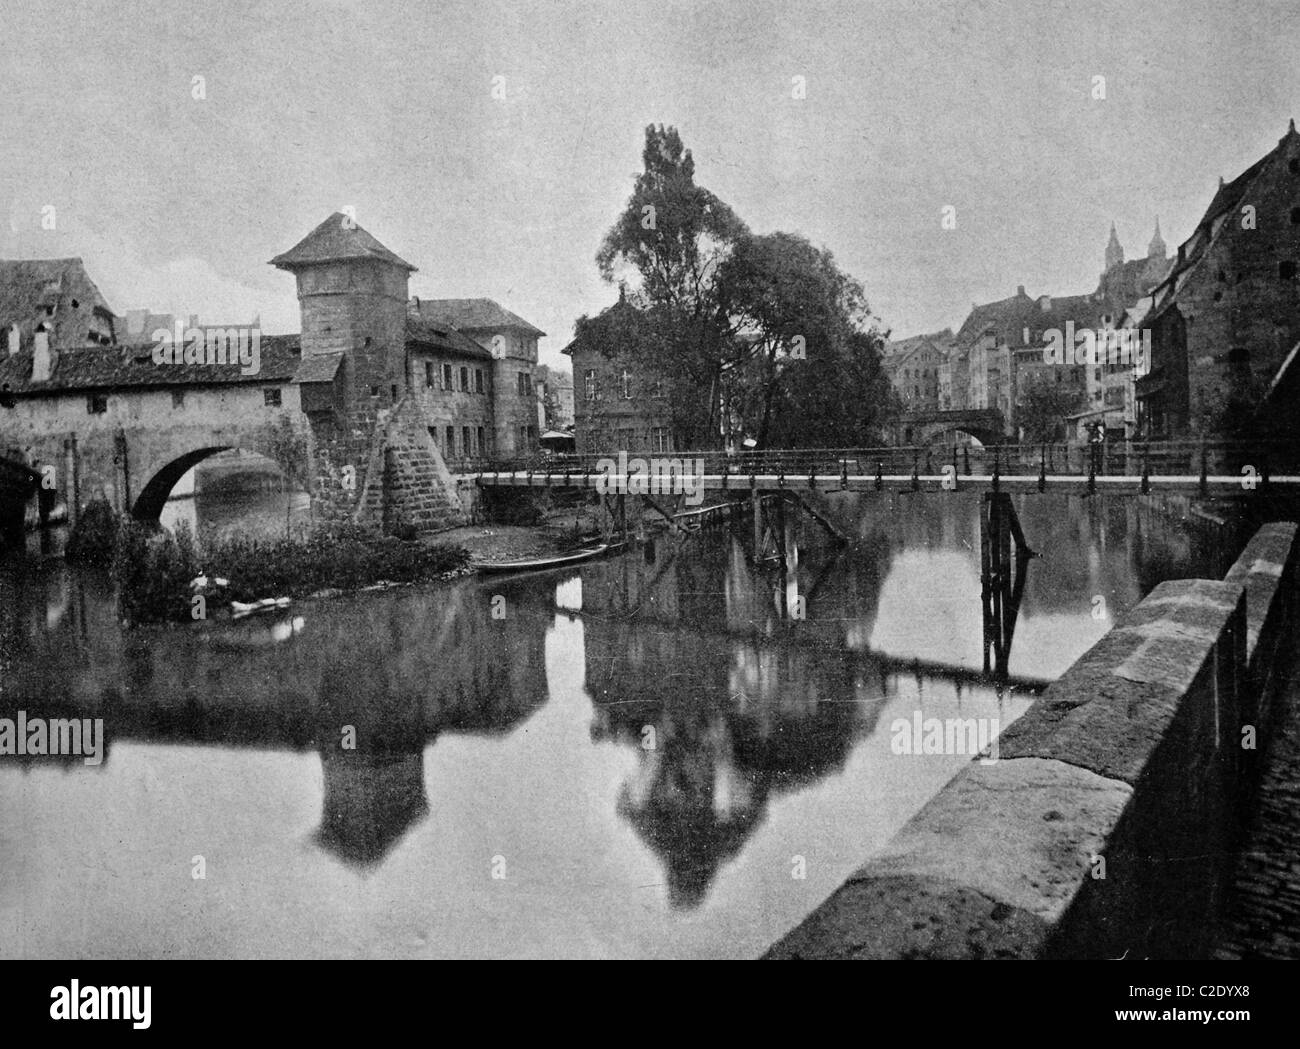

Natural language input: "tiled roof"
[405,317,492,360]
[416,298,545,336]
[0,258,118,351]
[270,213,416,272]
[0,335,302,395]
[292,351,344,383]
[956,291,1041,346]
[1145,125,1295,328]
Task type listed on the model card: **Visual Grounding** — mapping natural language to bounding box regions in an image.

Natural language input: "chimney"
[32,326,52,382]
[1038,295,1052,312]
[6,324,18,356]
[1017,285,1026,297]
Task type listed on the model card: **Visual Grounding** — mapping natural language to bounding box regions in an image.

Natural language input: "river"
[0,486,1238,958]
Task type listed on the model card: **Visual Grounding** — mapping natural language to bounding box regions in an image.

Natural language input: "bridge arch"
[911,425,1002,449]
[130,434,307,522]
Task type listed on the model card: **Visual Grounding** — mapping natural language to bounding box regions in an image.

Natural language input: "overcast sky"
[3,0,1298,366]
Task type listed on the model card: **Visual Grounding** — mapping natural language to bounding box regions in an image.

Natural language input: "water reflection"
[0,489,1240,957]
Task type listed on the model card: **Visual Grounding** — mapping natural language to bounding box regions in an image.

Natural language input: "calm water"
[0,488,1237,958]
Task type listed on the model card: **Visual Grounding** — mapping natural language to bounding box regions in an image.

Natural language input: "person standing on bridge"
[1088,421,1106,476]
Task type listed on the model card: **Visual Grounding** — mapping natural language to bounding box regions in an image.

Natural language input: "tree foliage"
[592,124,897,448]
[1016,379,1084,443]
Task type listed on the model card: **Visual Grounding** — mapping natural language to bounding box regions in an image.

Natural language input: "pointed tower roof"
[270,213,417,272]
[1147,216,1167,259]
[1104,222,1124,271]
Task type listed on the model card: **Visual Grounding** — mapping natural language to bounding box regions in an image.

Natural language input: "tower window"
[1291,207,1300,225]
[1280,261,1297,280]
[425,362,434,387]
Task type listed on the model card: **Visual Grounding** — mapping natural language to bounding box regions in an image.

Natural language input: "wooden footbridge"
[468,439,1300,498]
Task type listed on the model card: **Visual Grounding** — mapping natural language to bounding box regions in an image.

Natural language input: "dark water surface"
[0,489,1236,957]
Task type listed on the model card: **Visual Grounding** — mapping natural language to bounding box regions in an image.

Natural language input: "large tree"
[716,231,893,446]
[596,125,747,445]
[595,124,898,449]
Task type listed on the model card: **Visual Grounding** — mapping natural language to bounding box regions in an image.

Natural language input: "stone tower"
[272,214,466,532]
[271,212,416,412]
[1104,222,1124,272]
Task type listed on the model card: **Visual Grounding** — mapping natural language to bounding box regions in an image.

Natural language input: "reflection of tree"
[583,614,883,908]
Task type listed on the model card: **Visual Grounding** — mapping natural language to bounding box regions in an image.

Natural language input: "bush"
[111,518,470,624]
[65,499,122,567]
[111,519,200,624]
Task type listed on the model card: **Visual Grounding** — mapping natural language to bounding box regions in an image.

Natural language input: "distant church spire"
[1105,222,1124,271]
[1147,217,1167,259]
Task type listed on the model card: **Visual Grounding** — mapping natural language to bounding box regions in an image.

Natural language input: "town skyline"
[4,0,1299,368]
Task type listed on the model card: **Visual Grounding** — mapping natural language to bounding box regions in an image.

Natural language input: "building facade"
[563,290,674,455]
[1137,120,1300,440]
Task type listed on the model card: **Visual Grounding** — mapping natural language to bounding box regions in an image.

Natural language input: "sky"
[3,0,1299,368]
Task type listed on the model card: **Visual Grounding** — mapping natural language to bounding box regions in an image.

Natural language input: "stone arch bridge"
[894,408,1008,447]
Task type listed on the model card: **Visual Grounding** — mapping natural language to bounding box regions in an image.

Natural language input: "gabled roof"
[270,213,416,272]
[1145,121,1297,328]
[955,290,1040,346]
[0,258,117,334]
[0,335,301,395]
[415,298,544,336]
[405,317,492,360]
[561,293,648,357]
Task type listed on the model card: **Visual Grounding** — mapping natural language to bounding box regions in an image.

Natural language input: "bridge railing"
[467,440,1300,480]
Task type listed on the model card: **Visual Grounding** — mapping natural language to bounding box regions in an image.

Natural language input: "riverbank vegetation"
[66,500,469,624]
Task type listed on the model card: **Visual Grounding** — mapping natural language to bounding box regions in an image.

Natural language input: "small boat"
[230,596,292,619]
[472,541,628,575]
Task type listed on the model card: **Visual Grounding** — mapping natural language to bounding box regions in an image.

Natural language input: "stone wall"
[765,521,1298,959]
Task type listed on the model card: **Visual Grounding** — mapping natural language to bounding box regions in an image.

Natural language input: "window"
[475,369,485,394]
[460,367,468,392]
[584,369,597,400]
[445,426,457,457]
[390,384,398,401]
[428,427,439,446]
[172,390,185,409]
[651,426,670,453]
[519,424,528,447]
[1291,158,1300,174]
[621,369,632,399]
[463,426,473,457]
[264,388,282,407]
[442,364,454,390]
[517,371,530,397]
[1281,261,1297,280]
[87,393,108,414]
[616,428,634,450]
[369,385,379,397]
[477,426,485,455]
[425,362,434,387]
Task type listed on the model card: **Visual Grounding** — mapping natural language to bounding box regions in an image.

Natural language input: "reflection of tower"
[315,745,429,867]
